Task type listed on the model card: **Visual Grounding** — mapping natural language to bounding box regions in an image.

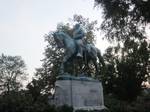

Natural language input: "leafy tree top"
[95,0,150,23]
[0,54,27,94]
[95,0,150,41]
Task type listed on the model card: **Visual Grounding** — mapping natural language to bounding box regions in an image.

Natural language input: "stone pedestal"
[54,75,105,111]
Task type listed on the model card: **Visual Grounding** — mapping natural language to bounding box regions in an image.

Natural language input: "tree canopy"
[95,0,150,41]
[0,54,27,94]
[103,39,150,100]
[95,0,150,100]
[95,0,150,23]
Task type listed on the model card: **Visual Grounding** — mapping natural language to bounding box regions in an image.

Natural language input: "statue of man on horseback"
[73,24,85,58]
[53,24,105,76]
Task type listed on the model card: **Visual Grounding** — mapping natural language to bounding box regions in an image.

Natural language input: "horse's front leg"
[60,57,67,75]
[59,54,71,75]
[60,61,64,75]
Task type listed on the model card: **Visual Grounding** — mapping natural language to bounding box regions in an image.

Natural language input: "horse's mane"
[57,31,72,40]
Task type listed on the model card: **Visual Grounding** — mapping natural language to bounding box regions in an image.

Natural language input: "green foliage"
[104,94,150,112]
[95,0,150,23]
[95,0,149,41]
[102,39,150,101]
[0,54,27,94]
[95,0,150,101]
[0,89,149,112]
[0,90,32,112]
[0,89,73,112]
[75,110,107,112]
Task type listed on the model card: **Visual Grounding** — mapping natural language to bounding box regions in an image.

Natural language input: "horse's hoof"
[77,53,83,58]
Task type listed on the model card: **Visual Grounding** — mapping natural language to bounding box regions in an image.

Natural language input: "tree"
[94,0,150,101]
[0,54,27,94]
[94,0,150,41]
[95,0,150,23]
[103,39,150,101]
[26,67,54,103]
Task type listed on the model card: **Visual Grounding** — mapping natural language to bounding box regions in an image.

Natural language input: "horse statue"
[53,31,105,77]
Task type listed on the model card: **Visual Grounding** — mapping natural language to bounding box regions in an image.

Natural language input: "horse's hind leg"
[60,56,68,75]
[93,60,99,78]
[60,62,64,75]
[60,52,73,75]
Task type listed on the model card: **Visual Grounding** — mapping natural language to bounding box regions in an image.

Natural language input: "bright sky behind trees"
[0,0,113,76]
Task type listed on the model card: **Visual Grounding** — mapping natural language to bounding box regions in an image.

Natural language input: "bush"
[0,92,72,112]
[0,90,149,112]
[75,109,108,112]
[104,94,150,112]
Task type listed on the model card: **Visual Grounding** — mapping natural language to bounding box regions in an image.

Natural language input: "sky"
[0,0,109,78]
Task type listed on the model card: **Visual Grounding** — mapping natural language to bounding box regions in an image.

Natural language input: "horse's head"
[53,32,64,48]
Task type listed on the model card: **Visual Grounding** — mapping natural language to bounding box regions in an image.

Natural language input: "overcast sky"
[0,0,110,77]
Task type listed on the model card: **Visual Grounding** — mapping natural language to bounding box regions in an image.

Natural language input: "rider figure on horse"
[73,24,85,58]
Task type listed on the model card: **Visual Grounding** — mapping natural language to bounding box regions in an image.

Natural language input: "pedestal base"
[53,75,105,111]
